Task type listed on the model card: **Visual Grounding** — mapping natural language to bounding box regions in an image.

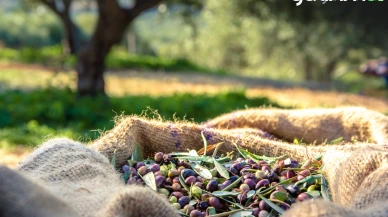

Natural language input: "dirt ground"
[1,64,387,167]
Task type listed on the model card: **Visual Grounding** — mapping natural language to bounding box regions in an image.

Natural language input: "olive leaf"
[247,190,256,199]
[272,191,287,201]
[177,211,190,217]
[189,199,198,206]
[179,175,190,191]
[321,175,332,201]
[127,160,137,167]
[201,131,208,157]
[212,191,240,197]
[222,176,243,191]
[207,207,217,215]
[234,144,286,163]
[214,157,230,179]
[305,190,321,198]
[131,144,144,162]
[212,142,224,158]
[111,149,116,168]
[294,174,323,187]
[257,194,285,215]
[228,210,254,217]
[140,172,157,191]
[190,162,213,179]
[329,137,343,144]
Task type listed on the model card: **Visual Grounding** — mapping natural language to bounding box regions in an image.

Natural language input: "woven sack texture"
[0,107,387,217]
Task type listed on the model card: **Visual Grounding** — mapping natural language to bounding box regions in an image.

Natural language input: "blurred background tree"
[1,0,388,92]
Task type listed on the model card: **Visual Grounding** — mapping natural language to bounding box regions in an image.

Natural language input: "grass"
[0,87,281,149]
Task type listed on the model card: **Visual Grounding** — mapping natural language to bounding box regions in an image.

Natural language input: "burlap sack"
[0,107,387,217]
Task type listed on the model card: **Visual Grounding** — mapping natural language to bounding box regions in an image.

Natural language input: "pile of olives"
[120,147,327,217]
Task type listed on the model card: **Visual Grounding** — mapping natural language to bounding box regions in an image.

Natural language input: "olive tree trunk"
[76,0,162,96]
[40,0,81,54]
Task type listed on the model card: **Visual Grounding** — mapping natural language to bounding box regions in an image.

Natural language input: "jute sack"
[0,107,387,217]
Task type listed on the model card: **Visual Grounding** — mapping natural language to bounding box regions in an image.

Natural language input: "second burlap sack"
[2,107,387,217]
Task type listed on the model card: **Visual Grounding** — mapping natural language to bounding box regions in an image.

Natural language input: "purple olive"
[127,176,137,185]
[261,165,270,172]
[256,179,270,190]
[183,205,195,215]
[231,163,244,172]
[244,173,258,183]
[259,200,270,211]
[201,193,212,202]
[122,165,130,173]
[237,193,247,203]
[181,169,196,179]
[194,182,203,188]
[230,167,238,175]
[197,201,209,210]
[155,175,165,187]
[190,210,203,217]
[240,183,250,193]
[171,183,181,191]
[259,210,269,217]
[297,170,311,181]
[230,175,239,183]
[165,177,173,185]
[266,171,279,183]
[252,164,261,169]
[206,180,219,192]
[154,152,164,163]
[219,180,231,190]
[252,208,260,217]
[168,169,180,178]
[163,154,172,163]
[149,164,160,173]
[279,203,290,211]
[136,162,145,170]
[173,177,180,184]
[297,193,311,202]
[286,185,301,197]
[246,158,256,164]
[209,196,222,209]
[244,179,256,190]
[136,179,144,185]
[178,196,190,208]
[154,171,163,177]
[178,160,190,168]
[281,170,296,179]
[197,176,203,182]
[285,159,299,168]
[171,191,184,199]
[138,166,147,176]
[185,176,197,185]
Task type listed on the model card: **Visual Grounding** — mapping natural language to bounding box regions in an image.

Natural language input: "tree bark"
[304,57,313,81]
[40,0,81,54]
[324,60,336,82]
[76,18,129,96]
[60,15,82,54]
[76,0,162,96]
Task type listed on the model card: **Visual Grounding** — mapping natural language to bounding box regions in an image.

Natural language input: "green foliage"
[0,9,63,47]
[0,46,226,74]
[0,87,281,148]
